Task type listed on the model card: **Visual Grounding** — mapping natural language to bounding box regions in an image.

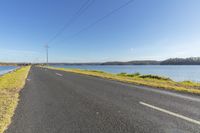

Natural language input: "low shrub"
[117,72,140,77]
[139,74,170,81]
[88,70,105,73]
[117,72,127,76]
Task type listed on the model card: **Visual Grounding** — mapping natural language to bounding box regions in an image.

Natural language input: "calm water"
[53,65,200,82]
[0,66,18,75]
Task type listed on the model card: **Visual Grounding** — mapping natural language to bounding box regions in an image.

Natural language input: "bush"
[126,72,140,77]
[139,74,170,81]
[117,72,127,76]
[117,72,140,77]
[87,70,105,73]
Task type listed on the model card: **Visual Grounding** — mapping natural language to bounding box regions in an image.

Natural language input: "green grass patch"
[179,80,200,88]
[43,66,200,95]
[0,66,30,133]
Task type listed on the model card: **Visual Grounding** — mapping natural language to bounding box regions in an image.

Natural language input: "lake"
[53,65,200,82]
[0,66,18,76]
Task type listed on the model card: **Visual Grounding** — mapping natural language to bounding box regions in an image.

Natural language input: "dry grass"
[0,66,30,133]
[45,66,200,95]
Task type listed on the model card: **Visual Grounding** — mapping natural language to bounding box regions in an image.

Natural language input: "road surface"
[6,66,200,133]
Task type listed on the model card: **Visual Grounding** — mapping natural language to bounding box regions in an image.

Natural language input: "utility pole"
[45,44,49,66]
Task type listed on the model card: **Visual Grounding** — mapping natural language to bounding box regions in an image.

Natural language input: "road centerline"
[56,73,63,76]
[139,101,200,126]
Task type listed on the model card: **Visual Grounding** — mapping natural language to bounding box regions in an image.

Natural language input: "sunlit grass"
[0,66,30,133]
[45,66,200,95]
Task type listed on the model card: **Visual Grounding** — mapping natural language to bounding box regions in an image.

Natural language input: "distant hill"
[102,57,200,65]
[160,57,200,65]
[101,60,160,65]
[2,57,200,66]
[0,63,17,66]
[48,60,160,65]
[0,63,30,66]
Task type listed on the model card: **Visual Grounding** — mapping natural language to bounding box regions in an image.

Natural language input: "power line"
[43,0,94,63]
[69,0,135,39]
[75,0,94,17]
[43,0,135,63]
[46,0,94,45]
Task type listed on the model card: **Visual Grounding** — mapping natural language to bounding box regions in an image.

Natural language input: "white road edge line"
[139,101,200,126]
[96,77,200,103]
[56,73,63,76]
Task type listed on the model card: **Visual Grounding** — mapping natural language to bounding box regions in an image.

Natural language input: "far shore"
[1,57,200,66]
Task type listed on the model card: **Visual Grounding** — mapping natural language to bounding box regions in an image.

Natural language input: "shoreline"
[0,67,20,76]
[49,65,200,83]
[44,66,200,95]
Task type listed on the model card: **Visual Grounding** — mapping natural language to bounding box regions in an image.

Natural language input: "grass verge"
[45,66,200,95]
[0,66,30,133]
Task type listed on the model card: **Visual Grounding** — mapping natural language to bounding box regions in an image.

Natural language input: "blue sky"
[0,0,200,63]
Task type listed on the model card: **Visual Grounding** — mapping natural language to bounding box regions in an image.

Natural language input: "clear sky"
[0,0,200,63]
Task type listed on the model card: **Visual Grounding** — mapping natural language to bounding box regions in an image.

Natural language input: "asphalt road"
[6,66,200,133]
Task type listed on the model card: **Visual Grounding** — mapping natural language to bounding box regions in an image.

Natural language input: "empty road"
[6,66,200,133]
